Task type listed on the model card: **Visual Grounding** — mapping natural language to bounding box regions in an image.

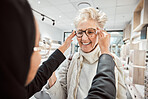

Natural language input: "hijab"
[0,0,35,98]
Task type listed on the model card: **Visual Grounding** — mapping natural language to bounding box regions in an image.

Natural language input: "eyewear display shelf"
[133,0,148,32]
[144,51,148,98]
[125,76,144,99]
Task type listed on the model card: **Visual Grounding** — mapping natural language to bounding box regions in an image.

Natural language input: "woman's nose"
[81,32,89,40]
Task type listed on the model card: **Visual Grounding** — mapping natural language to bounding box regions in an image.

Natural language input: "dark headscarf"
[0,0,35,98]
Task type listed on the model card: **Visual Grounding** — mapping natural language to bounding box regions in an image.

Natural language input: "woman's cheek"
[25,52,41,85]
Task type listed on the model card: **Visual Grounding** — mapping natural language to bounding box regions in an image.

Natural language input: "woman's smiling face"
[76,19,98,53]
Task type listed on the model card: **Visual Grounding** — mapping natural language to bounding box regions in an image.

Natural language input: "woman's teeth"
[82,42,91,45]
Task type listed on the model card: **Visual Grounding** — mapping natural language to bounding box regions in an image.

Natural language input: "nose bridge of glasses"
[81,31,89,39]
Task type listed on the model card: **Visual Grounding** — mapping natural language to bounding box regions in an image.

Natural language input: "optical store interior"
[29,0,148,98]
[2,0,148,99]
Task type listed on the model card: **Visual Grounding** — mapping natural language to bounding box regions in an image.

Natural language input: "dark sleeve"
[85,54,116,99]
[25,49,66,98]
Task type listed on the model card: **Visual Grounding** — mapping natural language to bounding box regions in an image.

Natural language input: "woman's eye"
[88,32,93,34]
[78,32,83,34]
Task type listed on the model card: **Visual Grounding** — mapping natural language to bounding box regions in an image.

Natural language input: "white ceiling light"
[78,2,91,9]
[38,1,40,4]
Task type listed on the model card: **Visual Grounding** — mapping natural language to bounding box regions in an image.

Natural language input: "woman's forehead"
[77,20,97,30]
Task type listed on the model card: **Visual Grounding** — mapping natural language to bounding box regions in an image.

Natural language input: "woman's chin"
[81,44,97,53]
[81,48,93,53]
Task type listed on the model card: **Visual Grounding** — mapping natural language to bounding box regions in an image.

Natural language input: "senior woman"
[45,7,126,99]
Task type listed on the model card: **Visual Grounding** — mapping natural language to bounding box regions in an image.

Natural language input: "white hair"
[74,7,107,29]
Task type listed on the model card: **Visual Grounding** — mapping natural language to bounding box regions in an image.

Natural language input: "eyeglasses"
[75,28,97,38]
[33,47,41,52]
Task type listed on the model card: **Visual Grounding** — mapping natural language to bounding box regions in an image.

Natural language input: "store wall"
[37,19,63,42]
[36,19,74,58]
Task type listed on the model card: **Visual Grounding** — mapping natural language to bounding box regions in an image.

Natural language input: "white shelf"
[133,24,146,32]
[129,64,146,68]
[125,77,144,99]
[135,84,144,98]
[131,32,141,40]
[133,0,148,32]
[123,38,130,42]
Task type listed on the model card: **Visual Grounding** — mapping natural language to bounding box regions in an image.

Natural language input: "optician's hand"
[58,30,76,53]
[97,28,111,55]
